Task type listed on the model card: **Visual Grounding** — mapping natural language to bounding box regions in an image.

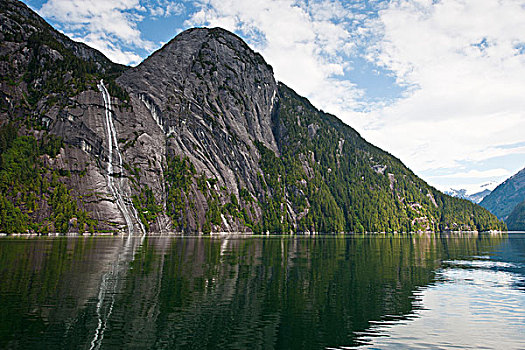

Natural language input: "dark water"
[0,233,524,349]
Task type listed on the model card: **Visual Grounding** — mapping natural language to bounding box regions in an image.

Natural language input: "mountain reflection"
[0,233,509,349]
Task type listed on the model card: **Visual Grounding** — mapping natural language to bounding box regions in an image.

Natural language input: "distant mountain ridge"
[480,167,525,220]
[445,188,492,204]
[0,0,505,234]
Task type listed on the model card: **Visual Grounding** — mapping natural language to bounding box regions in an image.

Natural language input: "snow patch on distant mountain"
[445,188,491,203]
[445,182,497,203]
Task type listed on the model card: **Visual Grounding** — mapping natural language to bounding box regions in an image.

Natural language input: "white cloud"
[69,32,143,66]
[148,0,184,18]
[430,168,511,180]
[428,166,509,195]
[359,0,525,184]
[38,0,155,65]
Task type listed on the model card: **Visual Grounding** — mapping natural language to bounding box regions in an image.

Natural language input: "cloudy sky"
[22,0,525,193]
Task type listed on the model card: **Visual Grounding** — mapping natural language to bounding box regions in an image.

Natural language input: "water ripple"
[352,261,525,349]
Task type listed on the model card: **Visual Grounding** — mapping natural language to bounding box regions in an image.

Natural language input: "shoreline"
[0,230,513,238]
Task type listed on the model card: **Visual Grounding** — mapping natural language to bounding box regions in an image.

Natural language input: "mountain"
[480,167,525,220]
[506,200,525,231]
[445,188,492,204]
[0,0,505,234]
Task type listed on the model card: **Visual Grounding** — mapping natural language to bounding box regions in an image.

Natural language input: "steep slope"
[258,84,503,232]
[480,167,525,220]
[0,1,505,234]
[506,200,525,231]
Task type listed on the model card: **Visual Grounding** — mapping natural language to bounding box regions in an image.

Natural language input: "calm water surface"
[0,233,524,349]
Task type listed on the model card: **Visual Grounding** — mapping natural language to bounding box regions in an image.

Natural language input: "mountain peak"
[134,27,272,76]
[119,26,279,154]
[169,27,270,68]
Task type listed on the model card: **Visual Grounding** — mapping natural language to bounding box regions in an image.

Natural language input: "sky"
[21,0,525,194]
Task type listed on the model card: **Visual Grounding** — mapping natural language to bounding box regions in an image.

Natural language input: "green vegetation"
[165,155,196,231]
[164,155,254,233]
[0,2,132,234]
[0,123,96,234]
[222,192,253,230]
[22,31,128,108]
[252,84,505,233]
[132,185,162,232]
[159,85,505,233]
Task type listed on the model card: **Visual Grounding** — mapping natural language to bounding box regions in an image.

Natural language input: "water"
[0,233,524,349]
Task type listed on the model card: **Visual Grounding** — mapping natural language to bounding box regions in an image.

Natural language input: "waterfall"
[98,80,145,235]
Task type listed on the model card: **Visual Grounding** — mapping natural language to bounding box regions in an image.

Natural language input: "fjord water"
[0,234,524,349]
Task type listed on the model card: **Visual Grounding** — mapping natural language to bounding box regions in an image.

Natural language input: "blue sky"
[21,0,525,193]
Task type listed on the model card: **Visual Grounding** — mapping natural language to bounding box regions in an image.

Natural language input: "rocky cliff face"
[0,0,505,234]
